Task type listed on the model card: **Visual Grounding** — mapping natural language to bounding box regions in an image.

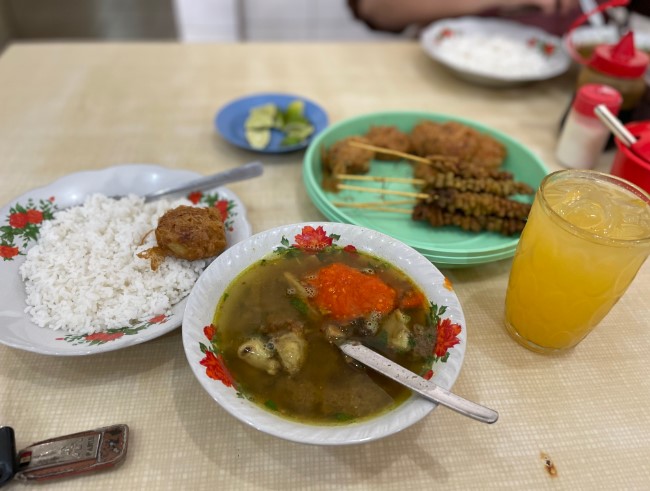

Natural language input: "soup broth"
[213,247,439,425]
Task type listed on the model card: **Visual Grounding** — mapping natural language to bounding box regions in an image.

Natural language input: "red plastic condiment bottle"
[576,32,649,116]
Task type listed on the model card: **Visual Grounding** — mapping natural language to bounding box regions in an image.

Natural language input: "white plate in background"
[421,16,571,87]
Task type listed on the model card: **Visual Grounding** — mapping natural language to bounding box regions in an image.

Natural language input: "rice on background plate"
[420,16,570,87]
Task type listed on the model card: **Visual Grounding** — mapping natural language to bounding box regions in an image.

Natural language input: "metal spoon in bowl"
[142,160,264,203]
[338,340,499,424]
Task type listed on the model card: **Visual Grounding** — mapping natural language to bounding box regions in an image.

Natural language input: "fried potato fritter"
[410,121,506,169]
[364,125,411,160]
[323,136,374,176]
[138,205,227,270]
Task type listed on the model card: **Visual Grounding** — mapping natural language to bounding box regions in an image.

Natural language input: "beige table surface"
[0,42,648,490]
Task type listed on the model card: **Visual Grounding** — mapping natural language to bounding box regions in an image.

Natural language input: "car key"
[0,424,128,486]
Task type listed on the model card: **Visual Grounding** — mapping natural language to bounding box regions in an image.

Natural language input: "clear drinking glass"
[504,170,650,353]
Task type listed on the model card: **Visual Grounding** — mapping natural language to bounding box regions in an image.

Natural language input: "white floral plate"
[420,16,570,87]
[0,164,252,356]
[183,222,466,445]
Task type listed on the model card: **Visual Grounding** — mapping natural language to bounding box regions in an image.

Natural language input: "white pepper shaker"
[556,84,623,169]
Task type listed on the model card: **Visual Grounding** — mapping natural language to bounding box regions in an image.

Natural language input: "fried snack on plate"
[138,205,227,270]
[364,125,411,160]
[410,121,506,169]
[323,136,374,176]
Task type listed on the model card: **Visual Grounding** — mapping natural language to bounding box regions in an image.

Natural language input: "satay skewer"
[336,174,426,185]
[332,201,412,214]
[337,183,428,199]
[336,183,531,219]
[332,199,416,207]
[346,140,430,163]
[346,140,458,166]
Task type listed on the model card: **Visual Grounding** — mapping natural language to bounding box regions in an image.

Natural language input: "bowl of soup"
[182,222,466,445]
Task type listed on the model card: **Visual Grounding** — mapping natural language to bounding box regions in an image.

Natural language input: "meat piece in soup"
[214,249,438,424]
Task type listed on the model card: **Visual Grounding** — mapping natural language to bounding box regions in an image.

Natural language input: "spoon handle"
[594,104,637,147]
[143,161,264,203]
[339,341,498,424]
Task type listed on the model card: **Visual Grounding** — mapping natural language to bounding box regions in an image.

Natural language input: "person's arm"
[349,0,582,32]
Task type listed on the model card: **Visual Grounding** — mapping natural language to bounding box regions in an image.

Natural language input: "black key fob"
[0,427,16,487]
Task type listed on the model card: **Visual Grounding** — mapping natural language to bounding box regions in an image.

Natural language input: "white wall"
[173,0,396,42]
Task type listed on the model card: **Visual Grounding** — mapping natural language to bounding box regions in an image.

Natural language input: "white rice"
[20,194,209,334]
[437,35,549,78]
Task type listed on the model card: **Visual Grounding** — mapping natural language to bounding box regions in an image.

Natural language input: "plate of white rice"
[0,164,252,356]
[420,17,570,87]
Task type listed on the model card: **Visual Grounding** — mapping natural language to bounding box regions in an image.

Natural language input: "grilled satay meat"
[410,121,506,169]
[412,202,527,235]
[424,188,532,219]
[323,136,374,176]
[138,205,227,270]
[364,125,411,160]
[414,160,534,197]
[414,156,515,180]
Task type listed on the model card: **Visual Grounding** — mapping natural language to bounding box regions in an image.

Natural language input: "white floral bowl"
[182,222,467,445]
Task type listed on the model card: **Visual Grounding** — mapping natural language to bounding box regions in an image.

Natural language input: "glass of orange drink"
[505,170,650,353]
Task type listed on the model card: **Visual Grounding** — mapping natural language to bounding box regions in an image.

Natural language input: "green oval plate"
[303,111,549,267]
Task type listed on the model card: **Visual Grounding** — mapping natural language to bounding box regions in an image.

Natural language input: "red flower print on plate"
[84,332,125,343]
[203,324,215,341]
[26,209,43,224]
[188,191,203,204]
[527,37,556,57]
[294,225,333,252]
[273,225,360,257]
[1,197,57,261]
[214,200,229,222]
[190,191,237,231]
[198,323,235,387]
[200,351,234,387]
[0,245,19,259]
[56,313,168,345]
[9,213,28,229]
[434,317,462,359]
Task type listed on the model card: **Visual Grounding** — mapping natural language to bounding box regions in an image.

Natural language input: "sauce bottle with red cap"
[556,84,623,169]
[575,31,649,124]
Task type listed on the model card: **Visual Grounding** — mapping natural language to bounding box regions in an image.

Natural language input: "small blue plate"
[215,93,329,153]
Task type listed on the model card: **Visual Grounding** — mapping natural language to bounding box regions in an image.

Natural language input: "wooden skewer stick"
[346,140,459,166]
[336,174,426,186]
[337,183,428,199]
[332,202,412,214]
[346,140,431,164]
[331,199,416,207]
